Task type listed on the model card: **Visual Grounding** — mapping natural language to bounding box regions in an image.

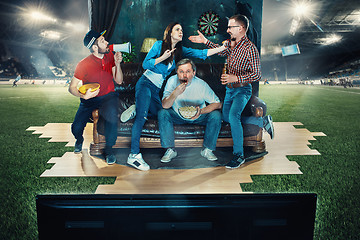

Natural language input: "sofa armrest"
[243,95,267,117]
[252,106,263,118]
[92,109,100,144]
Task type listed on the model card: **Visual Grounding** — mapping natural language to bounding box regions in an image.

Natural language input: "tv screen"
[36,193,317,240]
[281,44,301,57]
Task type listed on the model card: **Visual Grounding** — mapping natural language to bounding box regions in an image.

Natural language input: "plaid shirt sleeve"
[205,40,231,57]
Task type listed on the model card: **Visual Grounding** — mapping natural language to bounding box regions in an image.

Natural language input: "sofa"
[89,63,267,156]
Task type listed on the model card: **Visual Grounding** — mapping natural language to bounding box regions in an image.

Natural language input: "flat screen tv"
[36,193,317,240]
[281,44,301,57]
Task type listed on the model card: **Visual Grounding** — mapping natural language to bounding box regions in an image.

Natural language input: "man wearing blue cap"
[68,29,123,165]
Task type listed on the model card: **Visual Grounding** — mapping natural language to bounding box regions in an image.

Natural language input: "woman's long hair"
[160,22,183,65]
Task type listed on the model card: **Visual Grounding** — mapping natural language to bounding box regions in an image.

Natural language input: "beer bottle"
[222,60,231,87]
[222,59,227,75]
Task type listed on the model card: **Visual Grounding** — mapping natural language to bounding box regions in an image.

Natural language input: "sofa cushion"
[98,117,260,139]
[97,95,266,138]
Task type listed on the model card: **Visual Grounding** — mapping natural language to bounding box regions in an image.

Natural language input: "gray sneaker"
[161,148,177,163]
[121,104,136,122]
[201,148,218,161]
[127,153,150,171]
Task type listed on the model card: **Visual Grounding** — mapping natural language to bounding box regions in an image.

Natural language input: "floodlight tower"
[289,1,323,35]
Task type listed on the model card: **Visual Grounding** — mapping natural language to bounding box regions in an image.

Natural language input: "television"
[281,44,301,57]
[36,193,317,240]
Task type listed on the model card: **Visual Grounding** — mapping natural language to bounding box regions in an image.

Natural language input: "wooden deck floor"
[27,122,325,194]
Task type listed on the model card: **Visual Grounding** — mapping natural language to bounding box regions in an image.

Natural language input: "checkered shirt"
[206,36,261,83]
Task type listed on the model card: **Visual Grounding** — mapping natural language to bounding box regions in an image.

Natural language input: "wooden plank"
[28,122,325,194]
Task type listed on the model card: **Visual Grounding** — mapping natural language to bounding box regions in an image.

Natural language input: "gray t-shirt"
[163,75,220,119]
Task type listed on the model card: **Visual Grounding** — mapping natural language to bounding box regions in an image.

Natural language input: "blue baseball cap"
[83,29,106,49]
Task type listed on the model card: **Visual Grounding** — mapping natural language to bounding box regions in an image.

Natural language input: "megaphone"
[109,42,131,53]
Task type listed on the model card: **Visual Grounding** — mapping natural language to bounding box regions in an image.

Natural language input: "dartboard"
[198,10,220,36]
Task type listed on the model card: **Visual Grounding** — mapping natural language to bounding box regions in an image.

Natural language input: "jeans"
[130,75,163,154]
[222,84,252,157]
[71,92,119,155]
[242,116,263,127]
[158,108,222,151]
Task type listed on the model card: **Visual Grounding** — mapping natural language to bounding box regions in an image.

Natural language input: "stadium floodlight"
[292,1,312,17]
[323,34,341,45]
[289,0,323,34]
[73,23,87,32]
[289,1,313,35]
[65,22,87,32]
[30,11,57,23]
[315,34,342,45]
[40,30,61,40]
[356,11,360,25]
[289,18,301,35]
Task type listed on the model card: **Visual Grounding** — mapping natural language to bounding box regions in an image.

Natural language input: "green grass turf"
[0,84,359,239]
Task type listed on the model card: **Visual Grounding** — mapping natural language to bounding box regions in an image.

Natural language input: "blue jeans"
[158,108,222,151]
[71,92,119,155]
[222,85,252,157]
[242,116,263,127]
[130,75,163,154]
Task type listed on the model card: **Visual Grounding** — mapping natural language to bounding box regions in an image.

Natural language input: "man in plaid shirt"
[189,14,274,169]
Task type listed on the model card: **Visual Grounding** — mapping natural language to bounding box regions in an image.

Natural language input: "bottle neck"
[223,63,227,74]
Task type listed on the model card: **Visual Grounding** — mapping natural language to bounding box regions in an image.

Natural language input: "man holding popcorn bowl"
[158,58,222,163]
[68,29,123,165]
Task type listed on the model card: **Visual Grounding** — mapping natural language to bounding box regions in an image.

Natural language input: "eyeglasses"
[227,26,241,29]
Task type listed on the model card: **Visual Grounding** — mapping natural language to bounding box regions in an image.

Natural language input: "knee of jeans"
[135,106,148,120]
[135,82,151,99]
[71,122,84,134]
[229,111,242,123]
[209,111,222,124]
[158,109,170,120]
[102,110,119,123]
[210,110,221,120]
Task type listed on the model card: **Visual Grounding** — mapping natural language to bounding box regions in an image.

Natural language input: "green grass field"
[0,84,359,239]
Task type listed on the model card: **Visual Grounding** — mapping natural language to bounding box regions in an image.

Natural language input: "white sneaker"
[127,153,150,171]
[161,148,177,163]
[201,148,218,161]
[121,104,136,123]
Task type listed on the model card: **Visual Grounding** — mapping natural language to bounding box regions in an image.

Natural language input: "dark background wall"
[110,0,263,63]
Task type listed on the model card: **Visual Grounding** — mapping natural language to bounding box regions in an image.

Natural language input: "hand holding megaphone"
[109,42,131,53]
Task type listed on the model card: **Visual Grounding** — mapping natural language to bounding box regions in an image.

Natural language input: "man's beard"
[231,38,236,41]
[98,48,110,54]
